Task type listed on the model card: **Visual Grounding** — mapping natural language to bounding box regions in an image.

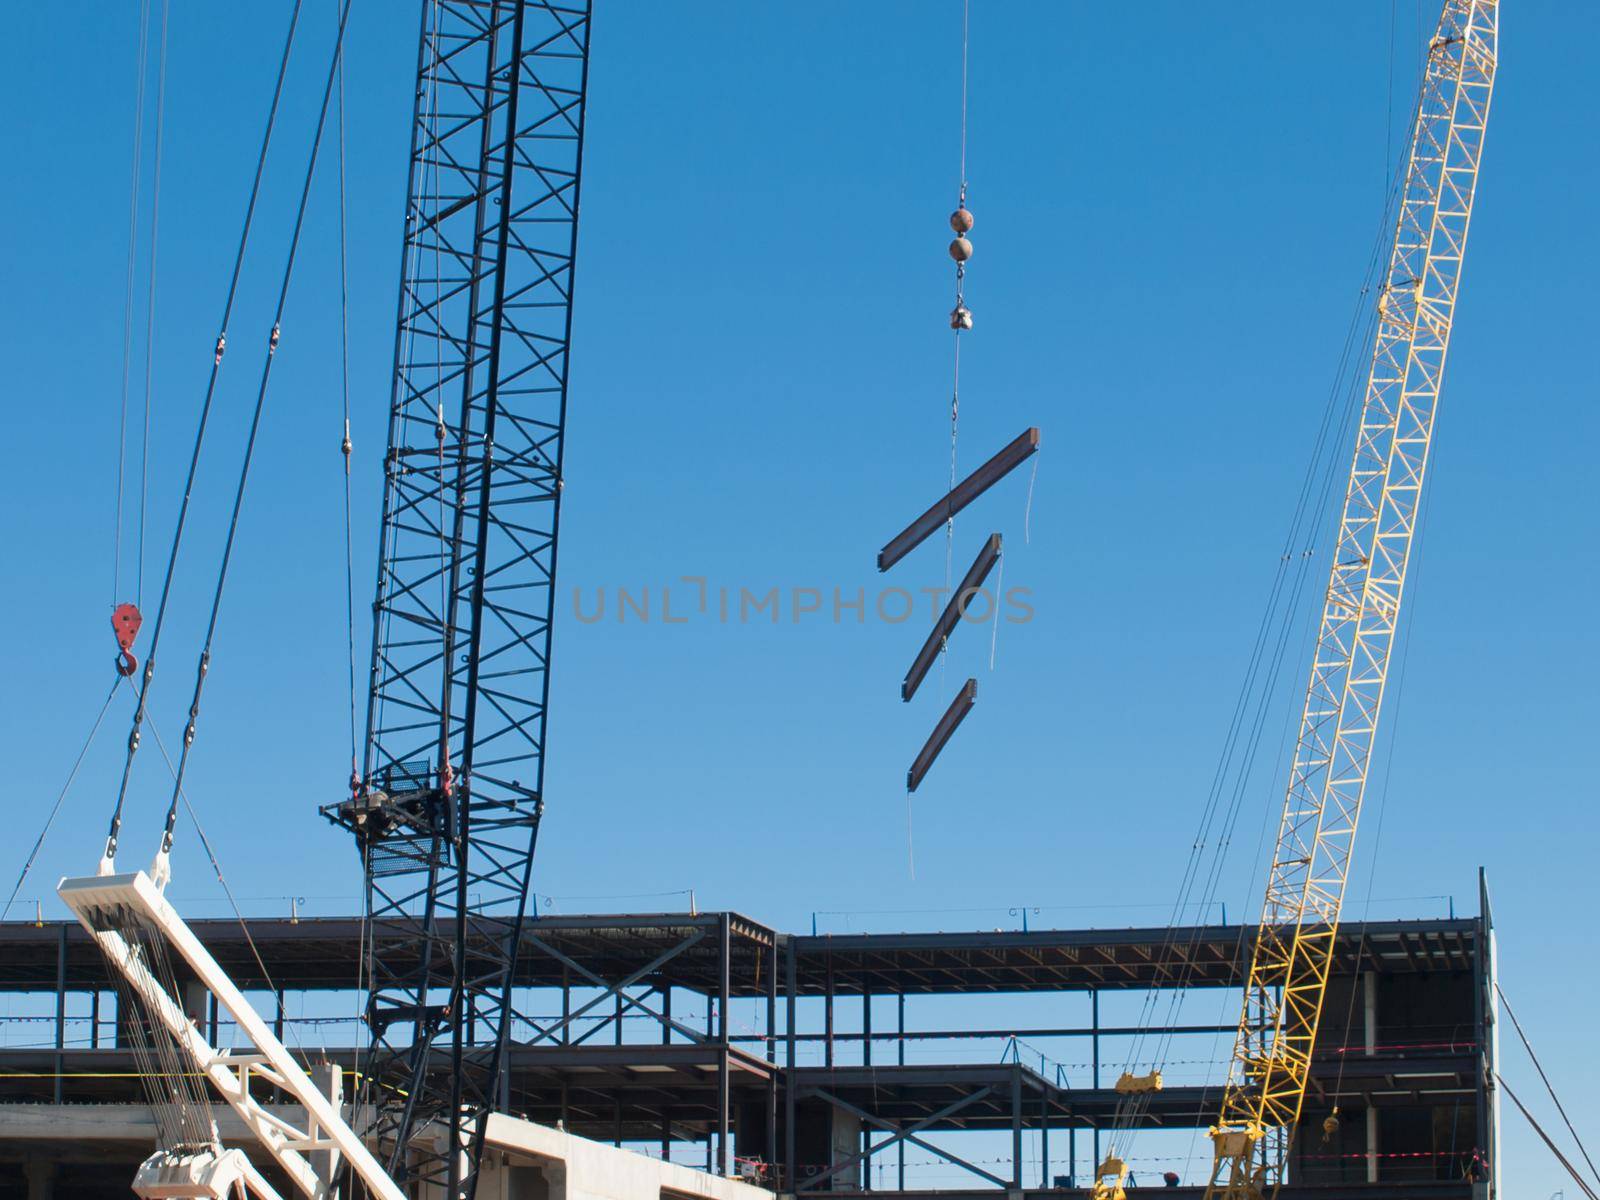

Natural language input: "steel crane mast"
[327,2,591,1196]
[1205,3,1497,1196]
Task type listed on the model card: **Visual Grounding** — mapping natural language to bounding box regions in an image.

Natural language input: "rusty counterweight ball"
[949,206,974,234]
[948,236,973,263]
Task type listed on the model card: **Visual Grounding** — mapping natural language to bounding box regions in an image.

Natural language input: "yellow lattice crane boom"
[1204,4,1498,1197]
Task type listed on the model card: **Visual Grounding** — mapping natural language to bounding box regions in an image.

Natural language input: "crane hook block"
[1089,1154,1128,1200]
[112,603,143,678]
[1114,1069,1164,1094]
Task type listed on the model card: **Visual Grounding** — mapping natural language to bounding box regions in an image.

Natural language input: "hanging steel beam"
[878,428,1038,571]
[902,534,1001,701]
[908,678,977,792]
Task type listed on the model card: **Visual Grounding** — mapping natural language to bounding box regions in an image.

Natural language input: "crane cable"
[1498,1076,1600,1200]
[1496,983,1600,1191]
[114,0,153,607]
[943,0,972,602]
[1100,57,1429,1155]
[141,709,283,1025]
[2,678,125,921]
[335,4,358,784]
[102,0,309,869]
[1120,18,1469,1166]
[354,0,452,1120]
[155,0,356,866]
[914,0,973,879]
[138,0,171,607]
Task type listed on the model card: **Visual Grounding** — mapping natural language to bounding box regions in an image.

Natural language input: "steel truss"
[501,914,778,1177]
[1207,2,1497,1195]
[329,1,591,1196]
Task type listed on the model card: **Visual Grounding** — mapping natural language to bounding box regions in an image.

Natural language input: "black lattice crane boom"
[325,3,591,1196]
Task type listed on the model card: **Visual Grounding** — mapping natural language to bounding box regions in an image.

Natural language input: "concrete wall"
[481,1113,769,1200]
[0,1105,772,1200]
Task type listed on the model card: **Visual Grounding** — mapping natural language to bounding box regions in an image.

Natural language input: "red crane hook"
[112,603,143,677]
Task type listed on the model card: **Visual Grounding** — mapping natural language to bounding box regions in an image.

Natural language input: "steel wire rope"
[115,0,153,604]
[923,0,973,876]
[142,711,283,1021]
[155,0,356,862]
[2,677,124,921]
[102,0,308,865]
[329,0,374,1109]
[335,1,358,779]
[137,0,171,605]
[1318,20,1442,1117]
[1102,88,1423,1153]
[1325,424,1442,1118]
[1498,1075,1600,1200]
[942,0,972,603]
[1161,48,1445,1155]
[1174,495,1356,1181]
[1496,985,1600,1190]
[1126,46,1426,1047]
[1129,60,1444,1165]
[1112,259,1388,1153]
[356,0,449,1121]
[1106,241,1382,1118]
[365,0,447,792]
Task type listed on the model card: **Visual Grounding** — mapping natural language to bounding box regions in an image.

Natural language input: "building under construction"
[4,0,1558,1198]
[0,879,1498,1199]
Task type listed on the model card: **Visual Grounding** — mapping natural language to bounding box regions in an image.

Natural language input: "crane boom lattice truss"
[333,1,591,1196]
[1205,3,1497,1196]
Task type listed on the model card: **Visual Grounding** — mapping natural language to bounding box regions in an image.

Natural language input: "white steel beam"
[59,869,407,1200]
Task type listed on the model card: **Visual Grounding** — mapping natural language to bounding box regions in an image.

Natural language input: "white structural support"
[58,869,408,1200]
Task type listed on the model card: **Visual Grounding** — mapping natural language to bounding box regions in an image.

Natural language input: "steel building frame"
[0,908,1492,1198]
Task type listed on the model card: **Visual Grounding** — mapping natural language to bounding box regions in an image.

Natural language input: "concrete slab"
[482,1112,769,1200]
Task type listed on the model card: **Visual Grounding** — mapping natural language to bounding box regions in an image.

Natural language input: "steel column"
[53,925,65,1103]
[718,914,731,1176]
[786,940,798,1191]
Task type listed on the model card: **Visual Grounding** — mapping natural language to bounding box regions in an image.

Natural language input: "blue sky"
[1,2,1595,1192]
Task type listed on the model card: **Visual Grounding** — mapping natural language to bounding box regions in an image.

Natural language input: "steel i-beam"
[878,428,1038,571]
[903,534,1002,701]
[908,678,977,792]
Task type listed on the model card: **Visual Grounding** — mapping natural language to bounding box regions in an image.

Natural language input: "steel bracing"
[7,909,1491,1195]
[336,1,591,1196]
[1206,3,1497,1196]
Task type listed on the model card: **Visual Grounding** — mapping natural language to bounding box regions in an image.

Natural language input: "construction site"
[1,3,1595,1200]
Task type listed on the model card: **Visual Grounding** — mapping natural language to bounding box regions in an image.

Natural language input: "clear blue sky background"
[1,2,1595,1192]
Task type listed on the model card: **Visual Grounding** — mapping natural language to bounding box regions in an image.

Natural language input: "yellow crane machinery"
[1204,3,1498,1197]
